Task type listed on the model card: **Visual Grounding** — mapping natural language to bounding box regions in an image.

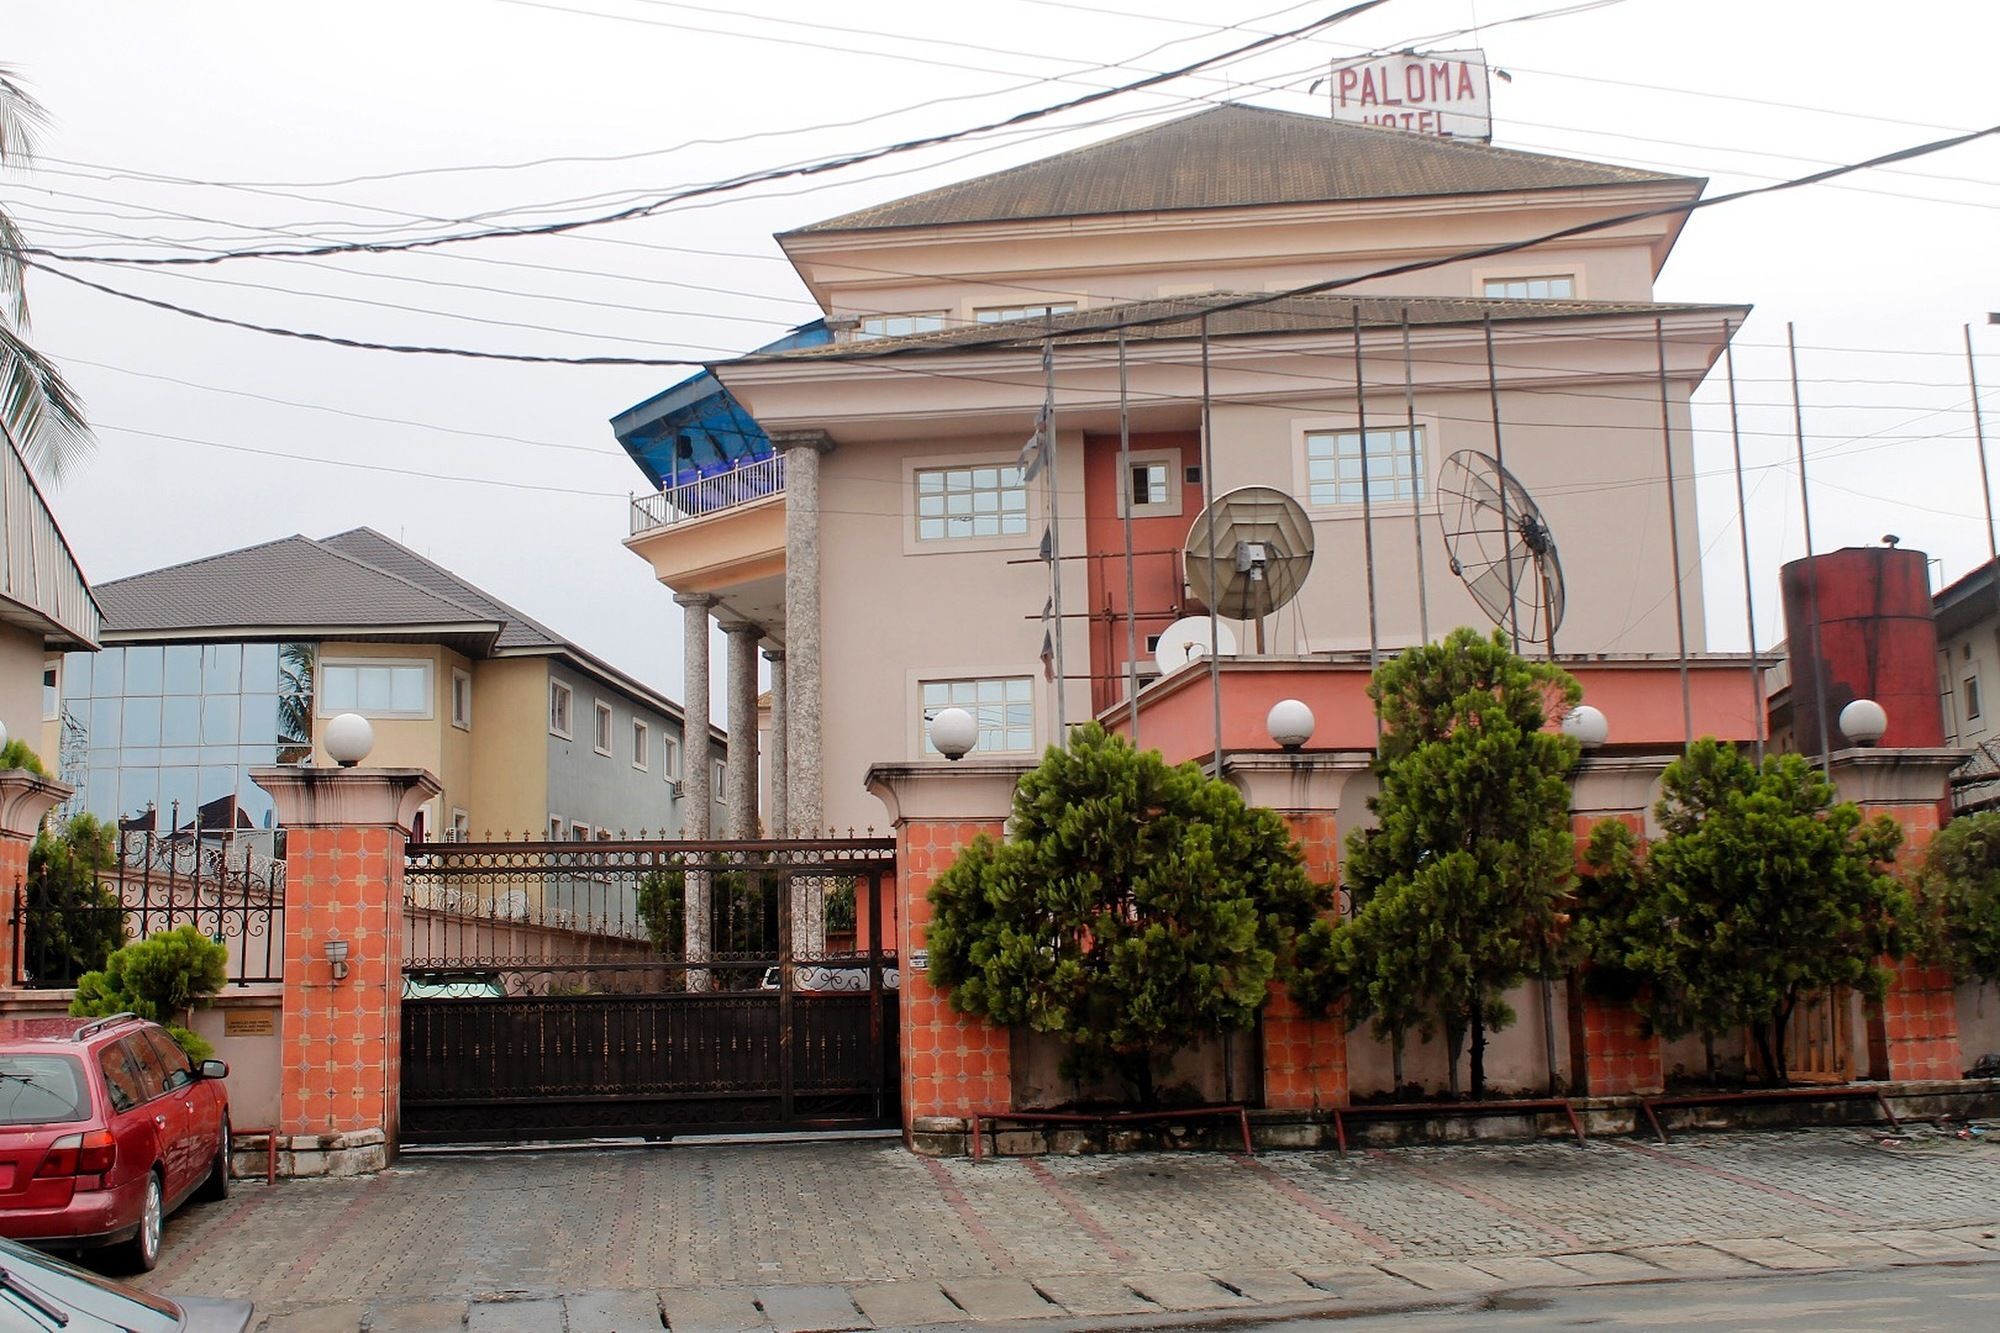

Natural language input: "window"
[121,1034,168,1103]
[319,660,431,718]
[974,302,1076,324]
[857,312,946,340]
[42,662,57,721]
[663,736,683,781]
[1119,450,1184,518]
[0,1054,87,1124]
[1305,426,1426,506]
[922,677,1034,754]
[549,814,564,841]
[449,808,470,841]
[450,668,472,730]
[97,1044,145,1115]
[915,464,1029,541]
[1483,274,1575,300]
[144,1028,193,1091]
[550,681,573,738]
[1967,676,1983,721]
[571,821,592,841]
[713,759,725,793]
[594,700,614,756]
[631,719,651,770]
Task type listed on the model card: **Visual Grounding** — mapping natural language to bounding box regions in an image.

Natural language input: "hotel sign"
[1329,49,1492,141]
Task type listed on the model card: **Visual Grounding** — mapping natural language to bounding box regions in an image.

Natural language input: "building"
[0,430,99,766]
[57,528,718,843]
[615,103,1747,839]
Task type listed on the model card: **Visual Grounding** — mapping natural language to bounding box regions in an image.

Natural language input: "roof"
[732,293,1743,365]
[785,104,1695,236]
[612,322,830,490]
[95,530,714,738]
[1935,557,2000,640]
[0,427,102,650]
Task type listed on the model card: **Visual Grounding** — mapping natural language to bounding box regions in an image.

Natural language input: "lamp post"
[1266,699,1315,751]
[928,707,978,762]
[1839,698,1888,748]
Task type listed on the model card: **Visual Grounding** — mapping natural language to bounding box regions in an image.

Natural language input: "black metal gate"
[398,837,898,1144]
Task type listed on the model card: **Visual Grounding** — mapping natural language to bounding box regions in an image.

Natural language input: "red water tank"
[1780,545,1944,754]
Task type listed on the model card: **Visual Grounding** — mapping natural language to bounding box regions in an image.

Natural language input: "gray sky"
[6,0,1998,705]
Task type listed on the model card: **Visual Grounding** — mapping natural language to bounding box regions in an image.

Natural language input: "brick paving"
[134,1129,2000,1330]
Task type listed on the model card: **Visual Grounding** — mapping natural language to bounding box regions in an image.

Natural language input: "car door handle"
[154,1115,167,1126]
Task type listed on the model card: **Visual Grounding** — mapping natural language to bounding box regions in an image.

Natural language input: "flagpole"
[1119,330,1142,748]
[1401,307,1430,645]
[1201,315,1224,775]
[1043,333,1066,746]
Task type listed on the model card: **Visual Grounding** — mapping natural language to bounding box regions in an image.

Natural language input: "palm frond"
[0,65,47,329]
[0,321,91,481]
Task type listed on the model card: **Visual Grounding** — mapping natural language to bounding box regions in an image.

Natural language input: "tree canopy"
[1912,808,2000,987]
[1315,627,1582,1097]
[1580,739,1907,1082]
[925,722,1325,1103]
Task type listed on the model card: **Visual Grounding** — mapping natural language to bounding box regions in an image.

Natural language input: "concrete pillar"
[721,622,761,838]
[252,765,440,1174]
[775,430,832,838]
[0,770,72,986]
[867,759,1028,1155]
[766,647,788,838]
[674,592,716,988]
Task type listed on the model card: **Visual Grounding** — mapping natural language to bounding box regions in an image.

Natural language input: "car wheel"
[197,1119,231,1202]
[112,1172,164,1273]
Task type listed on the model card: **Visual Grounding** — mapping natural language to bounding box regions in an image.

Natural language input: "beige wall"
[465,655,552,840]
[0,623,46,767]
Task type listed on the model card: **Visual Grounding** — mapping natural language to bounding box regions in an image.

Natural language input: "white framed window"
[1967,676,1984,722]
[713,759,725,793]
[450,667,472,730]
[594,700,614,756]
[916,464,1029,541]
[1483,274,1575,300]
[921,677,1034,754]
[632,718,650,770]
[857,311,946,340]
[1305,426,1426,507]
[1119,449,1184,518]
[319,659,432,718]
[571,820,592,841]
[974,302,1076,324]
[548,814,564,841]
[663,735,683,781]
[42,661,58,721]
[449,808,470,842]
[549,681,574,738]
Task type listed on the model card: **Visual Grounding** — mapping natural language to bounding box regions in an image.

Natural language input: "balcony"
[630,454,785,538]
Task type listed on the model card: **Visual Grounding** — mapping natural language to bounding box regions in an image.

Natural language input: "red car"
[0,1014,231,1272]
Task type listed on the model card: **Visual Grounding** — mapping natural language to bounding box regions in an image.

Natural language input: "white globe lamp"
[928,707,978,762]
[1839,698,1889,747]
[325,713,376,767]
[1266,698,1316,751]
[0,719,9,755]
[1561,704,1609,749]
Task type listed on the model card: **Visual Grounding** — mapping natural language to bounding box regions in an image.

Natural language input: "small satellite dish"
[1184,486,1316,650]
[1154,616,1239,676]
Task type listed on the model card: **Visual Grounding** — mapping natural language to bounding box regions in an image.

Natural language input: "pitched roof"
[785,104,1694,236]
[319,528,563,652]
[95,534,497,637]
[734,293,1742,364]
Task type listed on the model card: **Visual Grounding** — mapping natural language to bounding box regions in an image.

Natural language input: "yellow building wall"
[310,642,457,837]
[464,655,552,840]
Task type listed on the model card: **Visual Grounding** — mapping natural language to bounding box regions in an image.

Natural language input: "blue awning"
[611,321,830,490]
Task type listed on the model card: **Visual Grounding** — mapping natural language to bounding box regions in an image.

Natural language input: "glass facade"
[58,643,315,831]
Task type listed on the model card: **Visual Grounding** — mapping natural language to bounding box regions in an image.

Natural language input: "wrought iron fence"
[9,828,286,988]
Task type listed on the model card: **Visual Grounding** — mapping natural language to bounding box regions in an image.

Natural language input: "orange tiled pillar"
[0,771,73,987]
[1830,748,1966,1083]
[1568,759,1672,1097]
[253,765,440,1175]
[1223,755,1368,1112]
[867,759,1028,1150]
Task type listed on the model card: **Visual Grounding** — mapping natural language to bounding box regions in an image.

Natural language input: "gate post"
[253,765,440,1176]
[867,760,1027,1153]
[0,770,73,986]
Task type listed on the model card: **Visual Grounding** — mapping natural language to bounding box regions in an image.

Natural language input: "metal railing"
[630,453,785,536]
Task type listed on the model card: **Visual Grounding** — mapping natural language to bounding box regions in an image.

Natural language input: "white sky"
[6,0,1998,704]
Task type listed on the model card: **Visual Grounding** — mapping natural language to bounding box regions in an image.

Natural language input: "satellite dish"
[1184,486,1316,649]
[1154,616,1239,676]
[1436,450,1566,650]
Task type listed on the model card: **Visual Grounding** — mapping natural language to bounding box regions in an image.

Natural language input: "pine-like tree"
[925,722,1325,1104]
[1581,739,1908,1082]
[1324,628,1582,1098]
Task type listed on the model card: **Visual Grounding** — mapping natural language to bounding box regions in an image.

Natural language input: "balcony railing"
[630,454,786,537]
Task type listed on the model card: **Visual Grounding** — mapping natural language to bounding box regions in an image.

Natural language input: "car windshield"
[0,1235,183,1330]
[0,1054,89,1125]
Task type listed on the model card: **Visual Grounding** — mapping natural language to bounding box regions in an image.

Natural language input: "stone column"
[775,430,832,839]
[868,759,1028,1156]
[252,765,440,1175]
[721,622,761,838]
[766,648,788,838]
[674,592,716,988]
[0,771,73,986]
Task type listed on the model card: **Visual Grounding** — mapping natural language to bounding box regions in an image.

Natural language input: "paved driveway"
[137,1128,2000,1330]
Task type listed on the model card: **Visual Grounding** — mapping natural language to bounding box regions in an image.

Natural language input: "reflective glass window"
[93,648,123,698]
[163,645,202,696]
[161,696,200,747]
[202,643,242,695]
[122,696,162,747]
[124,645,164,695]
[63,651,91,699]
[202,695,239,745]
